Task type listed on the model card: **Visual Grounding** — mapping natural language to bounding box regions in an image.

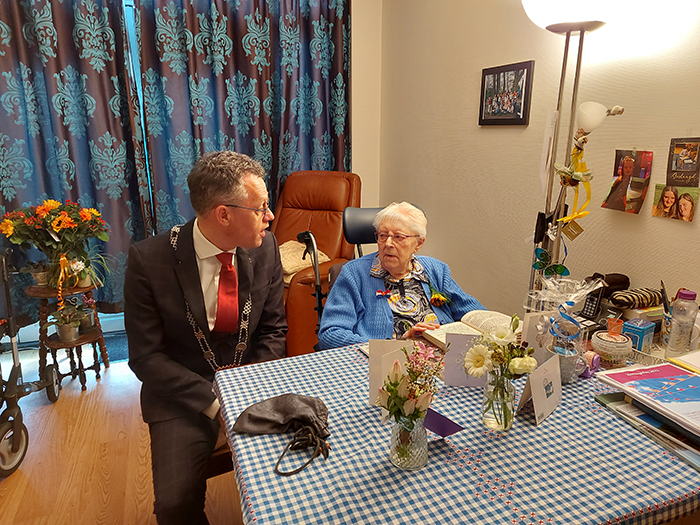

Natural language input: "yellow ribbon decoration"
[56,253,77,310]
[556,145,594,224]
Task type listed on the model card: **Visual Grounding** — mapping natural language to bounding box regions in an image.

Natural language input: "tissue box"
[623,318,655,354]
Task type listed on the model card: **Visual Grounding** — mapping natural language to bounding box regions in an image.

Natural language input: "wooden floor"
[0,350,243,525]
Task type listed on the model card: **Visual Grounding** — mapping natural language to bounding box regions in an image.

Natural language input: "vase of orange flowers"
[0,200,109,289]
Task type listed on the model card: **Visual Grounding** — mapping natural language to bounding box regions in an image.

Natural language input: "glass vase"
[389,416,428,470]
[482,371,516,432]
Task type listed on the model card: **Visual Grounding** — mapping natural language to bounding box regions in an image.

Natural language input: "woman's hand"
[401,322,440,340]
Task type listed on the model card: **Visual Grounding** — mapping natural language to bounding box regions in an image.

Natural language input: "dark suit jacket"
[125,220,287,423]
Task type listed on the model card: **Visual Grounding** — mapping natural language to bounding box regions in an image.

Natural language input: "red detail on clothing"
[213,253,239,333]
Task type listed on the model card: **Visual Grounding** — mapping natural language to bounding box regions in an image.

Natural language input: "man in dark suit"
[125,151,287,525]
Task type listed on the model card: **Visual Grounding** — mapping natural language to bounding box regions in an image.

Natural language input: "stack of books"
[596,362,700,471]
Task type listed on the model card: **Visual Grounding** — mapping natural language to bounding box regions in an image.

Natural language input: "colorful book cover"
[598,364,700,431]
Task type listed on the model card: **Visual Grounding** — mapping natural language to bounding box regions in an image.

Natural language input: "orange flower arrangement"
[1,199,109,290]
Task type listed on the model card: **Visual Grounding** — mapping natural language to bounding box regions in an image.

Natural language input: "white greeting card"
[517,354,562,425]
[368,339,407,406]
[443,333,488,388]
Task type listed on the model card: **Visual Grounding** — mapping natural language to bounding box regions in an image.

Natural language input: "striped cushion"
[609,288,662,309]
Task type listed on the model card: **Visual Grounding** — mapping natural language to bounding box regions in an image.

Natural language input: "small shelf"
[44,328,104,351]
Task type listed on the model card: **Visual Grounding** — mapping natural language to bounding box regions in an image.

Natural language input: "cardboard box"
[623,318,655,354]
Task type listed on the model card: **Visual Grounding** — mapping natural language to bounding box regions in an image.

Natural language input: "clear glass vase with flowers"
[377,341,444,470]
[462,315,537,432]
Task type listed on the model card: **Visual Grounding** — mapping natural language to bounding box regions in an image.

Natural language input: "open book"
[422,310,518,350]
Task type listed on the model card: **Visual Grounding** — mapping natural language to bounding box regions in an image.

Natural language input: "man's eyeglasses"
[224,203,271,216]
[374,232,421,244]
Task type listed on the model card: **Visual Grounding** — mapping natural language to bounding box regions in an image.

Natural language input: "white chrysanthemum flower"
[463,344,493,378]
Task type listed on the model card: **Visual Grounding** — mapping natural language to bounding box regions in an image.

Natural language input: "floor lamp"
[521,1,608,305]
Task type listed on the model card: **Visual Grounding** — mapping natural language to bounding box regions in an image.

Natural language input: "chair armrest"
[288,258,350,286]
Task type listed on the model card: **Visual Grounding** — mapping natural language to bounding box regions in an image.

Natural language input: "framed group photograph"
[479,60,534,126]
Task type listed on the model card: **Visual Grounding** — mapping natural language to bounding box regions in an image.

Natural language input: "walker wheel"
[0,420,29,477]
[45,364,60,403]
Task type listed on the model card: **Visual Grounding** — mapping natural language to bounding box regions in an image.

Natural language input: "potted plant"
[42,304,89,343]
[69,246,113,288]
[19,260,51,286]
[78,295,97,333]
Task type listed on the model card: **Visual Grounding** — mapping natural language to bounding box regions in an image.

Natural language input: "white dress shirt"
[192,219,237,332]
[192,219,237,420]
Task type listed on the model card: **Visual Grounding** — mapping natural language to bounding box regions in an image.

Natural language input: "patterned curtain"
[0,0,145,322]
[134,0,351,232]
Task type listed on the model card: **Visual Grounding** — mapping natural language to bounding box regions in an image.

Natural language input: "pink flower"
[415,391,432,412]
[403,398,416,416]
[389,360,402,383]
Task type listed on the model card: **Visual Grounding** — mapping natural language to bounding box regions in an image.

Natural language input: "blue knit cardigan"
[317,253,485,350]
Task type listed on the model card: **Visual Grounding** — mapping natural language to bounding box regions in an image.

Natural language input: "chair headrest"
[342,207,383,245]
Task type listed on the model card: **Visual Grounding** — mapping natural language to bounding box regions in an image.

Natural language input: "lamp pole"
[526,21,605,310]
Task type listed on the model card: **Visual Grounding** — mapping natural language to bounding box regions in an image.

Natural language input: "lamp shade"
[521,0,607,33]
[576,102,608,133]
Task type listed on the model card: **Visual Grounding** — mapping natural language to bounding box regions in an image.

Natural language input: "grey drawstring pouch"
[232,393,330,476]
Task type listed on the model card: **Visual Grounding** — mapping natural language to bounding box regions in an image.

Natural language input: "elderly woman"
[318,202,484,349]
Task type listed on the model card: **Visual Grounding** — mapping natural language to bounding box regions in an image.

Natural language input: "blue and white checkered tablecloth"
[214,346,700,524]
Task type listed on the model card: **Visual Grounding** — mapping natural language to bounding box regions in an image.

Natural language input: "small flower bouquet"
[462,315,537,431]
[377,341,444,469]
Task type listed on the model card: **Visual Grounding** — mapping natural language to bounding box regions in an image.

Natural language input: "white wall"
[350,0,383,207]
[352,0,700,315]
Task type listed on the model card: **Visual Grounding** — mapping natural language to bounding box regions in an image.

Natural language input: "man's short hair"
[187,151,266,215]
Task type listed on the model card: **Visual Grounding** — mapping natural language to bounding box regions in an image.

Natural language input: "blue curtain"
[134,0,352,232]
[0,0,145,323]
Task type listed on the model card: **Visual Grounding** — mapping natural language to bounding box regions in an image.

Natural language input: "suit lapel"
[174,221,209,334]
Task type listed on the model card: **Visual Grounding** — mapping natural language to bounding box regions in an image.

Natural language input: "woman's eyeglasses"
[374,232,420,244]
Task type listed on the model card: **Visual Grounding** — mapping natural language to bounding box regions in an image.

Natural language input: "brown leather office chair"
[270,170,361,357]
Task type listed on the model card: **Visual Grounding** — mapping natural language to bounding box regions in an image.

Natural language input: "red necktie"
[213,252,239,333]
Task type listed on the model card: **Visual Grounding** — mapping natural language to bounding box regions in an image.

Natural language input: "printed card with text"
[517,354,562,425]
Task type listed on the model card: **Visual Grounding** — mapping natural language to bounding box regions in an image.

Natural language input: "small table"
[25,284,109,391]
[214,345,700,524]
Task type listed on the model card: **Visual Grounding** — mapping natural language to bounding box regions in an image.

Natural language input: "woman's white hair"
[373,202,427,238]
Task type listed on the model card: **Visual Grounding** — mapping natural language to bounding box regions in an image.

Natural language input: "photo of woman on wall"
[651,185,679,218]
[651,185,699,222]
[677,192,696,222]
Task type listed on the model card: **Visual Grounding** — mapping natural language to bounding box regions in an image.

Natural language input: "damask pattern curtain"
[0,0,145,320]
[135,0,351,232]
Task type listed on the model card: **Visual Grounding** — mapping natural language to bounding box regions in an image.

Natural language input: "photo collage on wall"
[601,149,654,214]
[651,137,699,222]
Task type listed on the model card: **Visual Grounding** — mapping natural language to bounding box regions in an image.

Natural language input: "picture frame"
[666,137,700,187]
[479,60,534,126]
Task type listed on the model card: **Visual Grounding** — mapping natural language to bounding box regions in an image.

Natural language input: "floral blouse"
[370,255,438,339]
